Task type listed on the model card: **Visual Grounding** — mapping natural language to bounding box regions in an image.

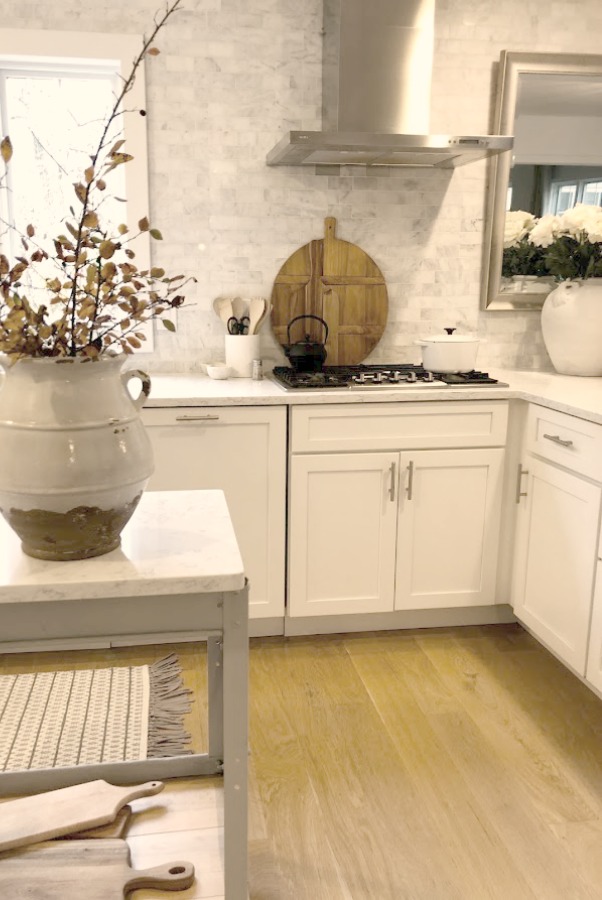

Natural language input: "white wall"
[514,115,602,165]
[2,0,602,373]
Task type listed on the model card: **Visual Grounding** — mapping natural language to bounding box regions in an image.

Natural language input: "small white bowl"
[206,364,231,380]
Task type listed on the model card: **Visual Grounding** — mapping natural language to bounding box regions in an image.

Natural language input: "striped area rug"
[0,655,193,772]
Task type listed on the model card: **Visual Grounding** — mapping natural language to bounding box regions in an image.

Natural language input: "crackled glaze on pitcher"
[0,355,154,560]
[541,279,602,376]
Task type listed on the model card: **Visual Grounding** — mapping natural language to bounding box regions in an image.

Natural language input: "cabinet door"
[395,448,504,610]
[586,563,602,693]
[513,456,601,675]
[288,452,398,617]
[142,407,287,619]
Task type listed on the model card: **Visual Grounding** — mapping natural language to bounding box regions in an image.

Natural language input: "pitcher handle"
[548,280,576,309]
[122,368,152,410]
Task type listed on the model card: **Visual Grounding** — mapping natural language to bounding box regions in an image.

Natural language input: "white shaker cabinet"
[142,406,287,619]
[289,452,398,616]
[587,557,602,692]
[289,402,508,618]
[395,448,504,610]
[512,405,602,675]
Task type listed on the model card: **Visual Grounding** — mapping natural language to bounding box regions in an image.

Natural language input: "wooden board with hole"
[270,217,388,365]
[0,838,194,899]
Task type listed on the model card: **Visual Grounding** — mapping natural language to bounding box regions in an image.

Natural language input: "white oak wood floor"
[2,623,602,899]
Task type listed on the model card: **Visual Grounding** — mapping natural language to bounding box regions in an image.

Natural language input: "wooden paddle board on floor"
[58,805,132,841]
[0,780,163,852]
[270,217,388,365]
[0,838,194,898]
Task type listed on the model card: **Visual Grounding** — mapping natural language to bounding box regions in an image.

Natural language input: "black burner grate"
[434,370,500,385]
[272,364,428,389]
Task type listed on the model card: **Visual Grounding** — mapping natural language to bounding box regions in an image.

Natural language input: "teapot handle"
[122,368,152,410]
[287,314,329,343]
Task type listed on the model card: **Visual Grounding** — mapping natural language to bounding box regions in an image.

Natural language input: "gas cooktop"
[272,365,508,391]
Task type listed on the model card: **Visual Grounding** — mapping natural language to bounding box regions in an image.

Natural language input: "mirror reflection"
[482,53,602,309]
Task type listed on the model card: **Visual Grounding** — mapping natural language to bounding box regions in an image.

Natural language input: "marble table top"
[0,490,245,603]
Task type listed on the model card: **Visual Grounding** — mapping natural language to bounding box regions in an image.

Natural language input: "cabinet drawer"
[291,401,508,453]
[525,404,602,481]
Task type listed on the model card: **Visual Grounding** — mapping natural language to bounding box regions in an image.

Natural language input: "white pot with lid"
[415,328,482,373]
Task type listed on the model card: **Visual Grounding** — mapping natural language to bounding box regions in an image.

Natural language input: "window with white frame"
[0,29,154,349]
[547,178,602,216]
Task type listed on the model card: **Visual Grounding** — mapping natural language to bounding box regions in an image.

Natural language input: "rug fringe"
[147,654,194,758]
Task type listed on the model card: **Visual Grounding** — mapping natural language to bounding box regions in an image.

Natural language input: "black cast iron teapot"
[284,314,329,372]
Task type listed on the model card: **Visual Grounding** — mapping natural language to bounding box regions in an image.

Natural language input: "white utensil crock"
[225,334,260,377]
[0,355,153,560]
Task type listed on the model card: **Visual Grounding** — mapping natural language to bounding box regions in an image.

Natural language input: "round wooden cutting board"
[270,217,388,366]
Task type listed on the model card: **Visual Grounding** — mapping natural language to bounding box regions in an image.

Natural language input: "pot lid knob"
[444,327,456,335]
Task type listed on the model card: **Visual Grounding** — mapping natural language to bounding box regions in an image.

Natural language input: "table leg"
[207,635,224,762]
[222,583,249,900]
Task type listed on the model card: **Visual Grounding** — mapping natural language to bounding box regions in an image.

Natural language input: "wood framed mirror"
[482,51,602,310]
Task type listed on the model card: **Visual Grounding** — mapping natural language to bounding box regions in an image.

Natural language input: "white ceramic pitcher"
[541,279,602,376]
[0,355,154,560]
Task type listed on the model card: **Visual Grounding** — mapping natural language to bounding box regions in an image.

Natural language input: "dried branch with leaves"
[0,0,194,362]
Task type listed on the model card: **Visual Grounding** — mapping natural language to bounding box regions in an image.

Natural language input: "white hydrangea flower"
[578,205,602,243]
[529,215,562,248]
[586,222,602,242]
[503,210,536,248]
[515,203,602,278]
[559,202,601,238]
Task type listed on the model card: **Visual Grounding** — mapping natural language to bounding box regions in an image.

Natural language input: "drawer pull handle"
[388,462,396,502]
[543,433,573,448]
[175,414,220,422]
[406,460,414,501]
[516,463,528,504]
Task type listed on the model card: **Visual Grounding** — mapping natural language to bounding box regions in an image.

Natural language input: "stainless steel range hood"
[266,0,513,169]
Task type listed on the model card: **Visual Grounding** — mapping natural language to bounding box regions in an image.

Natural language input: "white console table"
[0,489,248,900]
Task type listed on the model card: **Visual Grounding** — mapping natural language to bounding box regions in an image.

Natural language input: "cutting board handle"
[109,780,165,806]
[324,217,337,240]
[123,860,195,892]
[99,781,165,823]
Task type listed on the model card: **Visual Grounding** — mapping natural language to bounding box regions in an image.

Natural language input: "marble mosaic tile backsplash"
[2,0,601,374]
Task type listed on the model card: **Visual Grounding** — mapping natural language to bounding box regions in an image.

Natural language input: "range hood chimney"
[266,0,513,169]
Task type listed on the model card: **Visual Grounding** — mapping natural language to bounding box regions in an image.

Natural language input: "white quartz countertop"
[490,369,602,423]
[144,369,602,425]
[0,490,245,602]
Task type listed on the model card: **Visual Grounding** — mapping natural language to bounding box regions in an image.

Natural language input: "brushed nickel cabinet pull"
[388,462,396,502]
[516,463,528,504]
[175,414,220,422]
[543,432,574,448]
[406,461,414,501]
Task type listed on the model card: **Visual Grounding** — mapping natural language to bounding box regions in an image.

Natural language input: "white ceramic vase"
[541,279,602,376]
[0,355,154,560]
